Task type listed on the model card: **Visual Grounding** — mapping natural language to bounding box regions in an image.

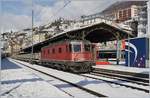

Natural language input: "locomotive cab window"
[84,44,91,51]
[73,44,81,52]
[69,44,72,52]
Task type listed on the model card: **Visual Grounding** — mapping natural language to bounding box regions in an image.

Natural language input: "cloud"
[1,13,32,32]
[2,0,117,32]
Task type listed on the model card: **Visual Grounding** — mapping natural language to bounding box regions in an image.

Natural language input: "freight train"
[14,40,95,73]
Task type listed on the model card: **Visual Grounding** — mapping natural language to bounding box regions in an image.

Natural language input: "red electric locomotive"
[41,40,95,73]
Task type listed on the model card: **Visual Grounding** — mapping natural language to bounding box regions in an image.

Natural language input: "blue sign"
[125,37,149,68]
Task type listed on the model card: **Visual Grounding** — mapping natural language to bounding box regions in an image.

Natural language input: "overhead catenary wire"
[44,0,71,27]
[52,0,71,18]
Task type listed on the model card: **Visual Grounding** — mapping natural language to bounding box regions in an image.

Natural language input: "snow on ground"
[94,65,149,74]
[10,59,99,98]
[1,59,71,98]
[11,58,150,98]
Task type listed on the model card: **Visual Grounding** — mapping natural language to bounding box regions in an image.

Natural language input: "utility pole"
[116,39,121,65]
[127,32,130,67]
[31,0,34,64]
[147,0,150,61]
[116,32,121,65]
[0,1,2,94]
[39,31,40,43]
[147,0,150,87]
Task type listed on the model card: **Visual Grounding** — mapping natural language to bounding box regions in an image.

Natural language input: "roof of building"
[21,22,134,53]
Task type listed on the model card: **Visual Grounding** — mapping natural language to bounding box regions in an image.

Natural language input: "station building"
[80,1,148,67]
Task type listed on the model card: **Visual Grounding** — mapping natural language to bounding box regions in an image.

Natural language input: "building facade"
[101,1,147,36]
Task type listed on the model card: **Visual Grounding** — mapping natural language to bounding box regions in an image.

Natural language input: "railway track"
[13,60,107,98]
[79,68,149,93]
[81,73,149,93]
[92,68,149,86]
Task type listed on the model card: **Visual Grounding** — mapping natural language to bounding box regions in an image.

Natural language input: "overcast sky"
[1,0,120,32]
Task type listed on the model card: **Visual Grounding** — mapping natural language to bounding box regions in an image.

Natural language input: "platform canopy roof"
[21,22,134,53]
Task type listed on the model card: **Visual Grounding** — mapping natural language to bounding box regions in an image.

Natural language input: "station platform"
[1,59,71,98]
[94,64,149,75]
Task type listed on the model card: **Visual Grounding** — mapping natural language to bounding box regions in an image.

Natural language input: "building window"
[123,10,127,19]
[119,10,122,19]
[128,9,131,18]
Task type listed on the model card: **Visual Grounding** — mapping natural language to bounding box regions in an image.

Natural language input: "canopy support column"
[116,32,121,65]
